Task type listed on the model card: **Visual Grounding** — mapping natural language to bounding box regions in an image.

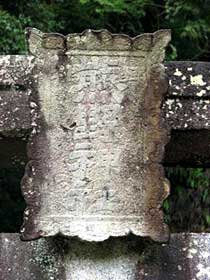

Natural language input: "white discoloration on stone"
[196,90,206,97]
[163,98,210,129]
[177,102,182,108]
[165,99,174,110]
[30,102,37,108]
[190,75,206,86]
[0,55,35,85]
[202,251,210,258]
[196,264,210,278]
[174,68,182,76]
[184,234,210,280]
[189,248,197,255]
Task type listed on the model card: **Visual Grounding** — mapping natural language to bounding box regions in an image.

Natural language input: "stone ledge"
[166,61,210,98]
[1,56,210,97]
[0,55,34,85]
[163,98,210,129]
[0,233,209,280]
[1,57,210,167]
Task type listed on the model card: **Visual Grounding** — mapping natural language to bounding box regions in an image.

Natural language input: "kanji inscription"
[21,28,171,242]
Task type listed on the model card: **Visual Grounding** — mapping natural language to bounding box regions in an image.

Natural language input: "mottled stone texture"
[1,57,210,168]
[163,99,210,130]
[166,61,210,97]
[163,62,210,131]
[136,233,210,280]
[0,234,65,280]
[21,28,171,242]
[0,56,33,137]
[0,90,31,136]
[0,55,34,86]
[1,233,210,280]
[1,57,210,131]
[63,236,145,280]
[64,234,210,280]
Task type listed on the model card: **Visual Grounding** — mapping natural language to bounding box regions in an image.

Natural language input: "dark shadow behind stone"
[0,137,27,232]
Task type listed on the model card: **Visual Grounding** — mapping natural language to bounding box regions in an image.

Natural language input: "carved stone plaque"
[21,28,171,242]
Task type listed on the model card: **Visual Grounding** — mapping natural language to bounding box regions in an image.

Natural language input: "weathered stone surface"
[166,61,210,98]
[0,55,34,86]
[163,98,210,129]
[20,28,171,242]
[0,58,210,168]
[1,233,209,280]
[0,234,65,280]
[1,57,210,132]
[136,233,210,280]
[0,56,32,137]
[63,236,145,280]
[64,234,210,280]
[0,90,31,136]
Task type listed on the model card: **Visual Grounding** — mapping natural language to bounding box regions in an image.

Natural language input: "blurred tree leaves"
[0,10,27,54]
[164,167,210,232]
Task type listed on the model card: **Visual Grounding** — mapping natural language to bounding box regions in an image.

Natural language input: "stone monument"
[21,28,171,242]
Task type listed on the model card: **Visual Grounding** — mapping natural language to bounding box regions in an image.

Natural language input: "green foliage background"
[0,0,210,232]
[1,0,210,60]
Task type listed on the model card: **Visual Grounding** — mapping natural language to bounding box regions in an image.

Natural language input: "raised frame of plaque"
[21,28,171,242]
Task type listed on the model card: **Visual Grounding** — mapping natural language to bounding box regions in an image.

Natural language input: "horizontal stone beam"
[1,57,210,131]
[166,61,210,98]
[0,56,210,166]
[1,56,210,97]
[0,55,34,86]
[0,233,209,280]
[0,90,31,136]
[163,98,210,130]
[0,89,209,134]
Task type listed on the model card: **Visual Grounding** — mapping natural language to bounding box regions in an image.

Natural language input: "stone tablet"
[21,28,171,242]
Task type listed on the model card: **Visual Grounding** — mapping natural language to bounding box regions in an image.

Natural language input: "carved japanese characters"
[21,28,171,242]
